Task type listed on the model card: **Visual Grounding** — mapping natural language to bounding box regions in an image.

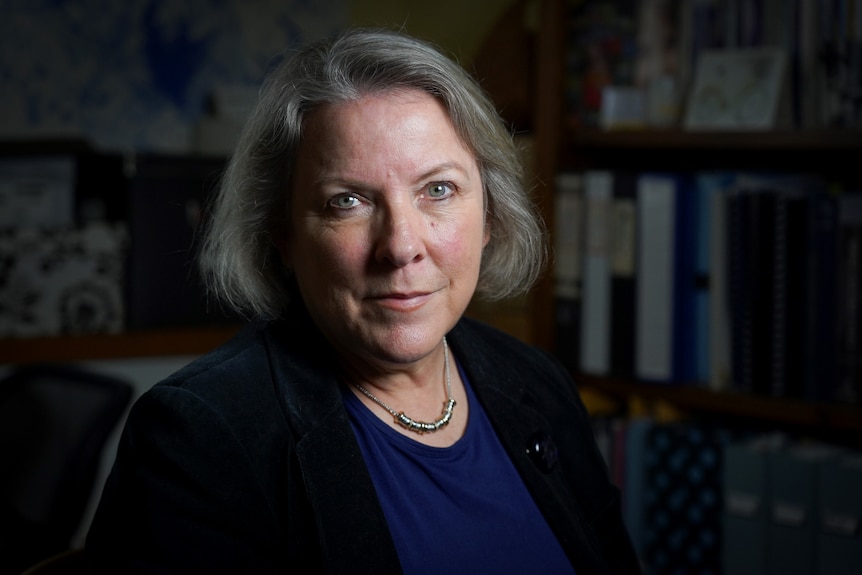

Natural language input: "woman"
[86,28,640,574]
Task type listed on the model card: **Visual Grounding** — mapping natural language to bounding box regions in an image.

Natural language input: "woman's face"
[285,89,488,368]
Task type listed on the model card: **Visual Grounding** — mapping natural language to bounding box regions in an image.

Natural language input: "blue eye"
[427,183,452,198]
[330,194,360,209]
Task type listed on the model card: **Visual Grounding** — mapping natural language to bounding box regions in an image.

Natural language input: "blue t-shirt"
[342,362,576,575]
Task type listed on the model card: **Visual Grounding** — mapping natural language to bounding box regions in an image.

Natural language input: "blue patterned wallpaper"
[0,0,347,153]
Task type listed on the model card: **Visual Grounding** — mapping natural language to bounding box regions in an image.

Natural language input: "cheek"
[292,226,367,282]
[437,218,486,272]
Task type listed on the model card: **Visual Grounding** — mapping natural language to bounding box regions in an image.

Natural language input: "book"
[699,171,738,392]
[580,170,613,375]
[722,434,787,575]
[725,172,830,398]
[622,417,654,564]
[835,192,862,405]
[553,172,585,371]
[635,171,697,383]
[800,182,840,402]
[723,171,842,399]
[725,175,779,395]
[609,170,638,377]
[690,171,736,388]
[768,443,845,575]
[642,422,732,574]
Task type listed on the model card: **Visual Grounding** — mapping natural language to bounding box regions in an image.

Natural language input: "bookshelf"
[0,146,239,366]
[0,326,241,364]
[530,0,862,442]
[578,374,862,436]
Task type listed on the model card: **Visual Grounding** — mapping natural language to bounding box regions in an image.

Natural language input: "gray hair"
[199,27,546,320]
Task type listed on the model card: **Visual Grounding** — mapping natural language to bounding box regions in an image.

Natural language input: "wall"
[348,0,517,65]
[0,0,518,154]
[0,0,348,153]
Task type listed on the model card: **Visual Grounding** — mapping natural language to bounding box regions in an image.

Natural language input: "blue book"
[642,422,734,574]
[692,171,738,387]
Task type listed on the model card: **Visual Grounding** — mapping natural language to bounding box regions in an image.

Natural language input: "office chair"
[0,364,132,575]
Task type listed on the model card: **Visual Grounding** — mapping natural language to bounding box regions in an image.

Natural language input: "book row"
[563,0,862,130]
[593,415,862,575]
[553,168,862,405]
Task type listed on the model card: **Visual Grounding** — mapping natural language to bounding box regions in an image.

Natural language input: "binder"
[767,444,843,575]
[816,453,862,575]
[695,171,738,391]
[635,172,696,383]
[721,435,785,575]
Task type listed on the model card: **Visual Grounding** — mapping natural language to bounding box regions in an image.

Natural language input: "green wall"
[348,0,518,64]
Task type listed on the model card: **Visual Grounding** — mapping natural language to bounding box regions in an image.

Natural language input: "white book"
[635,173,676,381]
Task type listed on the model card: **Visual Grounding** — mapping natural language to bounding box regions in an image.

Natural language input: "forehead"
[296,89,477,175]
[303,89,467,143]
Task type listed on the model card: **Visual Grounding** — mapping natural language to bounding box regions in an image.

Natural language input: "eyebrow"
[414,161,473,184]
[314,161,474,190]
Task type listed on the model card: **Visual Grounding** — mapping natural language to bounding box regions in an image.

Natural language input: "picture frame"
[684,48,788,130]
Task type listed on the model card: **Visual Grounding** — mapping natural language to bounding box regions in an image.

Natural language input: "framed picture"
[684,48,788,130]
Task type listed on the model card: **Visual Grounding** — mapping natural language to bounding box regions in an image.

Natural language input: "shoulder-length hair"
[199,27,546,320]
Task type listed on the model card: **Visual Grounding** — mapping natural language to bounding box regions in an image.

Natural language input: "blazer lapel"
[474,385,608,573]
[449,323,610,574]
[265,318,403,574]
[295,413,403,574]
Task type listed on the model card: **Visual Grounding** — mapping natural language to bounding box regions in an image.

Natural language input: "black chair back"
[0,364,132,575]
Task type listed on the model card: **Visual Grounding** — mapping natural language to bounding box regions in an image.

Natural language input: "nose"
[373,200,426,267]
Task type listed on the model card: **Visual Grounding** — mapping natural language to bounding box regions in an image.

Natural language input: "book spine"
[609,171,638,378]
[804,187,841,402]
[553,172,585,371]
[580,170,613,375]
[636,173,677,382]
[836,192,862,404]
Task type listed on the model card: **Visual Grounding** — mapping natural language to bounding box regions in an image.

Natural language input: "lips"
[368,290,434,311]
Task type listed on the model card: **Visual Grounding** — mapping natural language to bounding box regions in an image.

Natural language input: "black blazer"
[86,310,641,574]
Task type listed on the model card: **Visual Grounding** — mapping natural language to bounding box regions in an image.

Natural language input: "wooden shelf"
[0,325,242,364]
[556,128,862,175]
[577,374,862,438]
[567,128,862,151]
